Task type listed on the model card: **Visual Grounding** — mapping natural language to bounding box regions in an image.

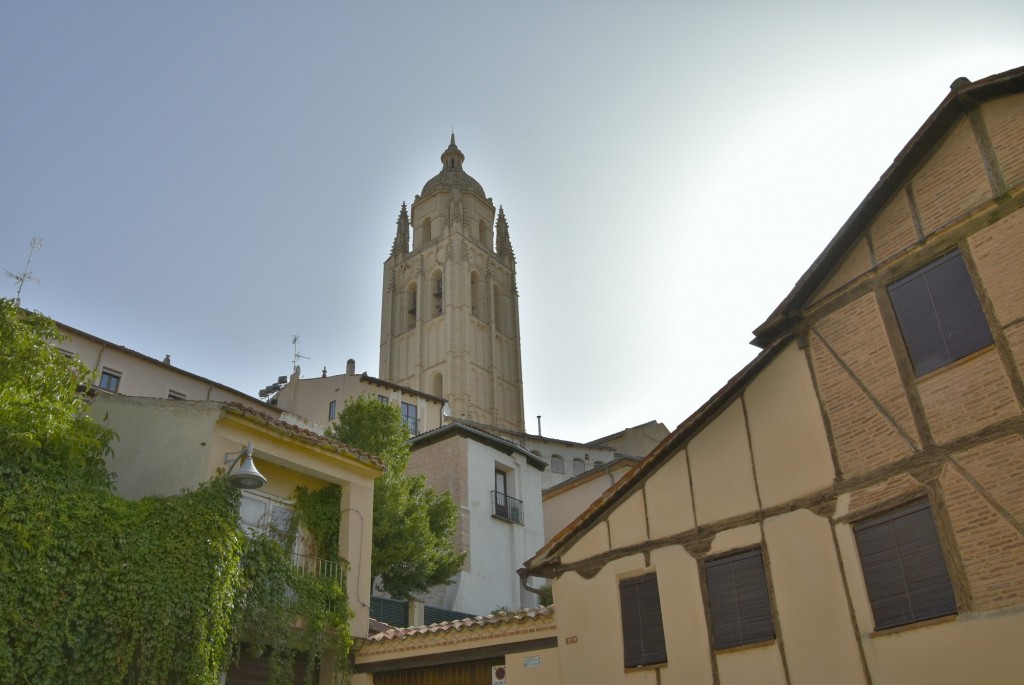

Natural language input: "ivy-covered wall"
[0,471,351,685]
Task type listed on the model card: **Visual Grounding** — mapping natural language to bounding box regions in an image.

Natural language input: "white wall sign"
[523,655,541,668]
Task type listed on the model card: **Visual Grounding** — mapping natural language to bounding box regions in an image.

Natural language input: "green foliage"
[0,299,114,486]
[538,583,553,606]
[326,395,466,599]
[0,302,352,684]
[234,530,351,684]
[0,472,244,684]
[294,484,342,560]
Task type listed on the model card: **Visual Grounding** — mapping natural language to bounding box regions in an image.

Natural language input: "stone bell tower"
[379,135,525,432]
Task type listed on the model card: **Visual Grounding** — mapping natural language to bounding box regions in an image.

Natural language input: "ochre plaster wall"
[643,447,695,539]
[607,488,649,549]
[688,400,758,525]
[745,343,835,507]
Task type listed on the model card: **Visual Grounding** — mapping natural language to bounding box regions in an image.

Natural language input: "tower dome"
[420,134,487,199]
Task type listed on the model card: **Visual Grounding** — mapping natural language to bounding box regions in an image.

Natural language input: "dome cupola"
[420,134,487,199]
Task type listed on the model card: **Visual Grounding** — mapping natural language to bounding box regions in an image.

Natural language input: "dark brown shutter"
[619,573,667,668]
[888,249,993,376]
[854,499,957,630]
[705,548,776,649]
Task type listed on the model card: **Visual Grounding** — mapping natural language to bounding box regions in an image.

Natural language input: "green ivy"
[294,484,342,560]
[0,470,352,685]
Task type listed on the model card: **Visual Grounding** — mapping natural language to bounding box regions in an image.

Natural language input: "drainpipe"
[517,567,545,597]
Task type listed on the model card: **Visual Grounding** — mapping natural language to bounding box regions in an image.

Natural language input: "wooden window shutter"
[619,573,667,668]
[854,499,957,630]
[888,249,993,376]
[705,548,776,649]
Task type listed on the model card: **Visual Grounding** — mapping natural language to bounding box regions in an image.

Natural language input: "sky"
[2,2,1022,443]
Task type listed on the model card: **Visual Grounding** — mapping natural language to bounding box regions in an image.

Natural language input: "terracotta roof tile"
[364,605,555,644]
[223,402,384,470]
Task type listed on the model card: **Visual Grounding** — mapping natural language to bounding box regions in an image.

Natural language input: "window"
[492,468,524,524]
[328,400,337,421]
[401,401,418,435]
[572,458,585,477]
[378,395,389,405]
[619,573,667,668]
[550,455,565,474]
[239,491,294,546]
[853,499,956,631]
[704,548,776,649]
[888,249,993,376]
[167,389,186,400]
[98,368,121,393]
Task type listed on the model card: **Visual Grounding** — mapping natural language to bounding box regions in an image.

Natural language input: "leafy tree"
[0,298,113,485]
[326,395,465,599]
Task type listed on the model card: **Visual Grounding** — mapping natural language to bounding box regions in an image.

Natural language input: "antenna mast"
[292,335,310,372]
[6,238,43,306]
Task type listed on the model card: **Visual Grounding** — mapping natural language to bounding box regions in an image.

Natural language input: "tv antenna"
[292,335,309,372]
[5,238,43,306]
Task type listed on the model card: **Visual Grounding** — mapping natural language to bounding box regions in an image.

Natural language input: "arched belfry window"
[430,270,443,319]
[432,372,443,397]
[405,281,418,331]
[478,219,486,243]
[470,271,481,318]
[422,217,432,245]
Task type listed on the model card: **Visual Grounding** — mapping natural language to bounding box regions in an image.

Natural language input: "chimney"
[346,359,356,375]
[537,415,542,436]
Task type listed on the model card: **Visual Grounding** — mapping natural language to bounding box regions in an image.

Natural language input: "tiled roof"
[223,402,384,470]
[364,605,555,645]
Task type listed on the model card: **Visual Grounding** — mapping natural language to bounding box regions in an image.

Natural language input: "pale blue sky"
[2,2,1022,441]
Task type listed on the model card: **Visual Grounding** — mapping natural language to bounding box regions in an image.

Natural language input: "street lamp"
[225,442,267,490]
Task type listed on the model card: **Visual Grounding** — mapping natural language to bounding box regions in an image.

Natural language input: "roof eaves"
[358,373,446,404]
[751,66,1024,347]
[56,319,273,408]
[411,422,548,470]
[221,402,384,470]
[522,335,793,578]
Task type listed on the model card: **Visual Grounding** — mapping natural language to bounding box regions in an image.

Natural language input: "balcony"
[491,490,524,525]
[291,551,344,583]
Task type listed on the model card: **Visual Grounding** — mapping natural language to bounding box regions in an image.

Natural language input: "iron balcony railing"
[290,551,344,583]
[491,490,524,525]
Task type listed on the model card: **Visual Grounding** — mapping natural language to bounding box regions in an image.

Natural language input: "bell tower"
[379,136,525,432]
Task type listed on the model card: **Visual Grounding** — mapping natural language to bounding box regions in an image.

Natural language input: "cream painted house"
[268,359,446,436]
[541,455,640,543]
[56,320,272,411]
[521,66,1024,684]
[459,418,667,492]
[88,394,383,683]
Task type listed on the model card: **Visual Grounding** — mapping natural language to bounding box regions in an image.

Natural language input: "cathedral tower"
[379,136,525,431]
